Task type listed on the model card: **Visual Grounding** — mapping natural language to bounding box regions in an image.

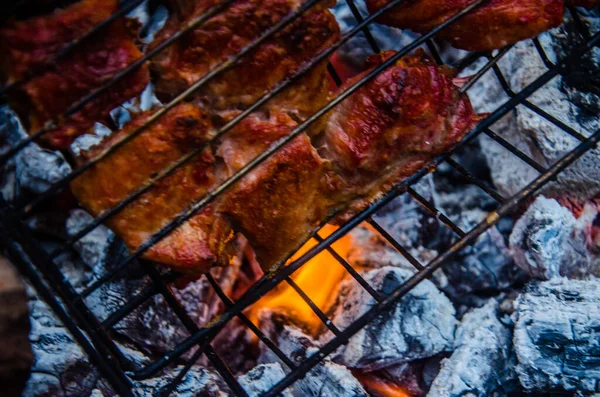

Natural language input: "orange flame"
[249,224,352,332]
[354,373,412,397]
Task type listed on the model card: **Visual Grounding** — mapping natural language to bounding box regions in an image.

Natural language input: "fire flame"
[354,373,412,397]
[249,224,352,332]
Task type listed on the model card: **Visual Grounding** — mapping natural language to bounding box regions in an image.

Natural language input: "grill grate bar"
[521,99,588,142]
[482,128,547,173]
[143,262,248,397]
[367,217,426,271]
[285,276,342,336]
[460,45,514,94]
[532,37,556,69]
[407,186,467,238]
[263,126,600,397]
[445,157,506,203]
[345,0,382,54]
[203,273,299,371]
[313,233,384,302]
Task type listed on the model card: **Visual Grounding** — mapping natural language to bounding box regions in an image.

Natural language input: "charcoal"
[66,210,115,275]
[509,196,599,280]
[259,314,369,397]
[513,278,600,393]
[428,301,517,397]
[324,266,456,370]
[238,363,293,397]
[0,106,71,197]
[137,366,230,397]
[468,13,600,200]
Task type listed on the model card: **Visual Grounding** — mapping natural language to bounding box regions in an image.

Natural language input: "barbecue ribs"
[149,0,340,122]
[70,51,482,273]
[0,0,149,149]
[70,104,234,273]
[366,0,564,51]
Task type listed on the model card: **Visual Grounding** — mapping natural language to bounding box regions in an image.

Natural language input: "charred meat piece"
[566,0,600,8]
[70,103,234,274]
[70,52,482,274]
[318,50,482,221]
[217,113,326,270]
[366,0,564,51]
[150,0,340,122]
[0,0,150,149]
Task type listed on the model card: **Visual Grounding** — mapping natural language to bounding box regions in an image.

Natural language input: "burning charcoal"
[0,106,71,196]
[325,266,457,370]
[138,366,231,397]
[238,363,293,397]
[513,278,600,393]
[471,13,600,200]
[259,314,369,397]
[428,301,517,396]
[509,196,598,280]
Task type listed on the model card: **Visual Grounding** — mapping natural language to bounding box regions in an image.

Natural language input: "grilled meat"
[217,113,326,270]
[149,0,339,122]
[0,0,149,149]
[70,104,234,274]
[70,51,482,273]
[319,50,481,221]
[366,0,564,51]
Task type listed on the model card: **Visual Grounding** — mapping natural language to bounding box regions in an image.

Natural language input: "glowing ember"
[249,224,352,333]
[354,373,412,397]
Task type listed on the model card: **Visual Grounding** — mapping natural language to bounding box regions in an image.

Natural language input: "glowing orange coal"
[354,373,412,397]
[249,224,352,333]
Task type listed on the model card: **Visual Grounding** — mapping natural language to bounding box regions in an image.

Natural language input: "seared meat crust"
[0,0,150,149]
[366,0,564,51]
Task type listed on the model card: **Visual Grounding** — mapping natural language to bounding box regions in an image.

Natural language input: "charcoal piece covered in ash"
[509,196,598,280]
[513,278,600,393]
[428,301,517,397]
[137,366,231,397]
[472,12,600,200]
[0,106,71,197]
[259,314,369,397]
[238,363,293,397]
[325,266,457,370]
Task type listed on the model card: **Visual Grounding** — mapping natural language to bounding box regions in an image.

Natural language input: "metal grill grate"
[0,1,599,396]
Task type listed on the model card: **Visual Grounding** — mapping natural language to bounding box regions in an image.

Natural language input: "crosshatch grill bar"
[0,0,598,396]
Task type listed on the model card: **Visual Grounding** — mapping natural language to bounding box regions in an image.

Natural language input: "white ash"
[509,196,599,280]
[0,106,71,197]
[324,266,457,370]
[259,315,369,397]
[513,278,600,393]
[427,301,517,397]
[136,366,231,397]
[465,13,600,200]
[127,0,169,45]
[238,363,293,397]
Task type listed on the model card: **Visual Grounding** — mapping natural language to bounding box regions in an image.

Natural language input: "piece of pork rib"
[70,103,234,274]
[365,0,564,52]
[217,112,327,271]
[318,50,483,223]
[0,0,150,149]
[149,0,340,124]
